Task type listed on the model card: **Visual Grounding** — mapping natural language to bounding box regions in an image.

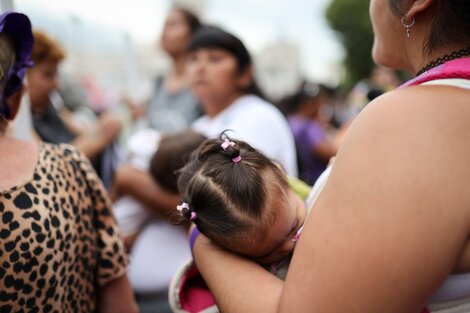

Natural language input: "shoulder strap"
[421,78,470,89]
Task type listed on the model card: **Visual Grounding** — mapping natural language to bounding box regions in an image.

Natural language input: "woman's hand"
[192,229,283,313]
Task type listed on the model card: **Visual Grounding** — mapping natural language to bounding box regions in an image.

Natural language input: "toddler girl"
[177,133,312,268]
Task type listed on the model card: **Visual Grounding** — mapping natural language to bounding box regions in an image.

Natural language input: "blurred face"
[160,10,192,56]
[250,188,307,265]
[187,48,248,114]
[300,97,322,119]
[370,0,406,68]
[27,62,59,109]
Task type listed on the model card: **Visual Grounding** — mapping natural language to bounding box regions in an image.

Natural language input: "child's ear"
[6,85,25,120]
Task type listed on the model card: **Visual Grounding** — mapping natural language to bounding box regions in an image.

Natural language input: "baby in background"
[112,129,206,250]
[176,133,312,274]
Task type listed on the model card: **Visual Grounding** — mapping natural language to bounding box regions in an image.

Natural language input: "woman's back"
[0,143,127,312]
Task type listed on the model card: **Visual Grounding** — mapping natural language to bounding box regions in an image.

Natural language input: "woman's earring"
[401,15,415,39]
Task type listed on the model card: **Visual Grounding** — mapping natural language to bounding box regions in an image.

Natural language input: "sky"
[14,0,344,83]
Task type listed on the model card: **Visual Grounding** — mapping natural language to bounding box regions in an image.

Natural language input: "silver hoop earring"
[401,16,415,39]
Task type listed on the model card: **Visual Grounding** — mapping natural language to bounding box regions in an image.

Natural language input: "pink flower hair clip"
[177,202,190,213]
[221,138,235,150]
[177,202,197,221]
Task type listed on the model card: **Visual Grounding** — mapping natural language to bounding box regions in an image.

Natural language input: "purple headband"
[0,12,34,120]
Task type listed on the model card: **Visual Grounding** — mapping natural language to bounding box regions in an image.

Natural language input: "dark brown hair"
[31,30,65,65]
[188,26,265,99]
[149,130,207,193]
[389,0,470,53]
[278,81,324,116]
[176,131,288,253]
[172,7,202,35]
[0,34,15,121]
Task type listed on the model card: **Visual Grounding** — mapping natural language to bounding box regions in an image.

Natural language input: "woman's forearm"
[113,166,180,219]
[72,132,108,160]
[193,234,283,313]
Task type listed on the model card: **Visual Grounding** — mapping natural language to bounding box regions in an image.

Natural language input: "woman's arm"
[97,274,139,313]
[112,165,180,219]
[311,137,338,161]
[71,113,122,159]
[193,234,283,313]
[193,86,470,313]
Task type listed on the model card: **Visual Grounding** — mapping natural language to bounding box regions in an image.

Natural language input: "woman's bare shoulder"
[337,85,470,211]
[279,85,470,312]
[360,84,470,126]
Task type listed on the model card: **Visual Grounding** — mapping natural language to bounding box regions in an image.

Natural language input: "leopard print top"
[0,143,128,312]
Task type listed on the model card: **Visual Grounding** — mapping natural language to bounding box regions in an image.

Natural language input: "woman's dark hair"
[176,131,288,253]
[389,0,470,53]
[0,34,15,120]
[149,130,207,193]
[172,7,202,35]
[188,26,265,98]
[278,81,322,116]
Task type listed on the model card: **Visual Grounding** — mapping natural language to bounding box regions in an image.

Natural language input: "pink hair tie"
[190,211,197,220]
[221,138,235,150]
[177,202,190,213]
[232,155,242,163]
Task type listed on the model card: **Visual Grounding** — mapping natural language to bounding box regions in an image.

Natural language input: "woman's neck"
[407,42,470,76]
[171,54,188,77]
[164,54,189,93]
[204,92,244,118]
[0,137,39,191]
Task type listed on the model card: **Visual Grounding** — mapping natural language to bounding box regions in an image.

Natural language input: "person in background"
[27,30,122,186]
[110,6,203,253]
[188,25,298,176]
[0,12,137,312]
[280,81,339,185]
[131,6,202,133]
[112,130,206,251]
[346,65,401,119]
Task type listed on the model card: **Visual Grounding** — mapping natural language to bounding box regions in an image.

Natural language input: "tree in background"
[326,0,374,89]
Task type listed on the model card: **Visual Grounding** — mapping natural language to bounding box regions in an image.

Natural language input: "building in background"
[255,40,303,101]
[172,0,206,17]
[14,1,141,109]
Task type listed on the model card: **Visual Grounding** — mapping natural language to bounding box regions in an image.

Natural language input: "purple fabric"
[288,116,328,185]
[0,12,34,119]
[189,227,200,256]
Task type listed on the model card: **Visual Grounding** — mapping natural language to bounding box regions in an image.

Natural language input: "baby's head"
[177,133,306,264]
[149,130,207,194]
